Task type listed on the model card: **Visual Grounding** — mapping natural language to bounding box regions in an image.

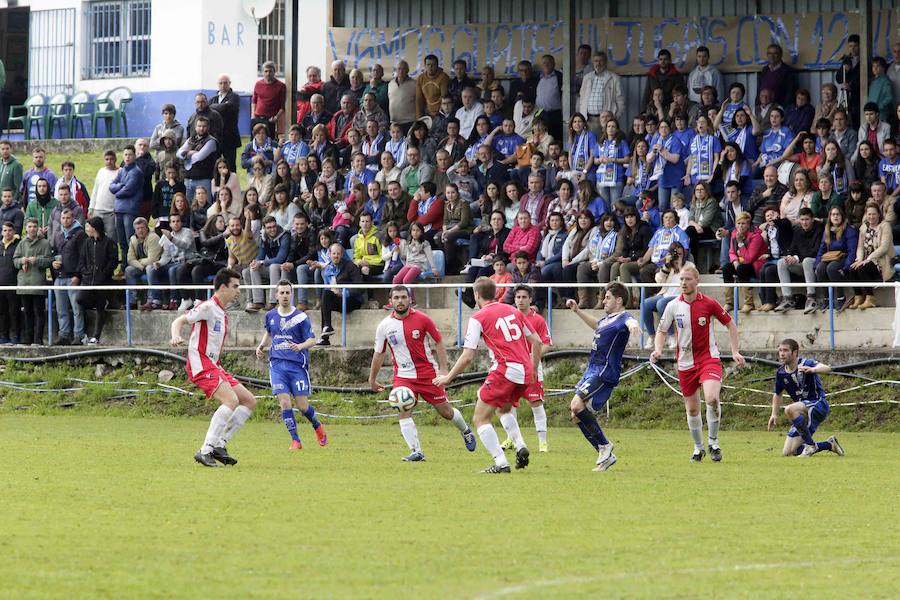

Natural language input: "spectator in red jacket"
[406,181,443,246]
[252,61,287,139]
[503,209,542,263]
[643,49,685,111]
[295,66,325,126]
[328,94,358,147]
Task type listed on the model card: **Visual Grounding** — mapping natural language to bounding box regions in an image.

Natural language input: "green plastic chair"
[45,92,70,139]
[92,87,132,137]
[6,94,46,139]
[69,91,92,138]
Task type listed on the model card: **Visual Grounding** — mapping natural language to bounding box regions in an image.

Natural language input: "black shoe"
[211,446,237,466]
[691,448,706,462]
[320,326,335,337]
[53,336,72,346]
[709,445,722,462]
[316,337,331,346]
[481,464,511,474]
[194,451,219,467]
[515,446,530,470]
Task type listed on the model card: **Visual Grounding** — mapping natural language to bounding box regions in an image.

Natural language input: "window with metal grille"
[84,0,151,79]
[257,0,285,76]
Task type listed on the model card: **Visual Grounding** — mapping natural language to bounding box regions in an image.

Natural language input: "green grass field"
[1,415,897,598]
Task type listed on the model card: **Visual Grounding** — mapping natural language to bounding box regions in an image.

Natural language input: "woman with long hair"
[721,212,765,313]
[206,184,241,221]
[407,120,437,165]
[623,138,654,210]
[567,112,598,179]
[684,181,723,260]
[175,213,228,305]
[576,212,619,308]
[779,169,815,223]
[557,209,596,301]
[609,206,653,305]
[646,118,685,211]
[817,140,854,197]
[814,206,858,310]
[594,118,630,207]
[718,142,753,197]
[547,179,578,230]
[847,201,896,309]
[211,158,241,210]
[852,141,881,189]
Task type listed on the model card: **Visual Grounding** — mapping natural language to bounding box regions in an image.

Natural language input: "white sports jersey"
[374,309,441,380]
[185,296,228,376]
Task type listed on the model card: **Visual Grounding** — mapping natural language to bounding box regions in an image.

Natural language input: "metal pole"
[733,286,739,325]
[456,286,463,347]
[125,289,132,347]
[828,285,835,351]
[638,285,645,348]
[46,290,54,344]
[547,285,553,338]
[340,291,347,347]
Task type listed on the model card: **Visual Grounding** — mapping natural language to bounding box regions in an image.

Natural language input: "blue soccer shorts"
[575,370,616,412]
[270,363,313,397]
[787,398,830,437]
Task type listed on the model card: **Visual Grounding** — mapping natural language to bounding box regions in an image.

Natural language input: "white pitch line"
[474,556,900,599]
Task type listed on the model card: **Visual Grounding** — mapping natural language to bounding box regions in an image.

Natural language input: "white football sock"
[399,417,420,452]
[449,408,468,432]
[706,403,721,447]
[476,424,509,467]
[202,405,234,454]
[687,413,704,451]
[531,403,548,442]
[219,405,253,445]
[499,411,526,451]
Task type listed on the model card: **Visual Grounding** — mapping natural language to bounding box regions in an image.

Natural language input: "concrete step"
[83,303,898,350]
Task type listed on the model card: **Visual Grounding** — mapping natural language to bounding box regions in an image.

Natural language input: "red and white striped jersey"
[374,309,442,380]
[185,296,228,376]
[659,293,732,370]
[464,301,534,384]
[522,307,551,382]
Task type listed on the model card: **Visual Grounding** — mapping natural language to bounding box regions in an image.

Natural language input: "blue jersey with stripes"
[774,358,826,404]
[264,307,314,368]
[586,311,636,383]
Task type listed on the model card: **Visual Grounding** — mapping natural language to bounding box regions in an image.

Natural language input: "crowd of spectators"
[1,37,900,345]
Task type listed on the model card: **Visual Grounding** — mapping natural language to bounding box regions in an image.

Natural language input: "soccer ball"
[388,386,418,412]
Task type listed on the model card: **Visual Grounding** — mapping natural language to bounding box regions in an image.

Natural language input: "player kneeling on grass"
[434,277,542,474]
[369,285,476,461]
[566,282,639,472]
[500,285,552,453]
[768,338,844,458]
[170,268,256,468]
[650,264,745,462]
[256,280,328,450]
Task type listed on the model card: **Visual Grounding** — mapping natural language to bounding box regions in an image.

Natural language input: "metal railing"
[3,281,898,352]
[83,0,151,79]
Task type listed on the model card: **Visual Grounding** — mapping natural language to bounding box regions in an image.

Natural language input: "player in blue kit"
[256,280,328,450]
[566,282,639,472]
[768,338,844,458]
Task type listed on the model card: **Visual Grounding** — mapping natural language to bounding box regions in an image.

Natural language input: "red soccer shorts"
[190,366,239,399]
[478,371,530,408]
[394,377,448,405]
[521,380,544,403]
[677,360,723,398]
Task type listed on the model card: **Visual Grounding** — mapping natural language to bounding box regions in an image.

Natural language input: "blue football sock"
[576,409,609,447]
[791,415,816,446]
[816,440,832,452]
[303,405,321,430]
[281,409,300,442]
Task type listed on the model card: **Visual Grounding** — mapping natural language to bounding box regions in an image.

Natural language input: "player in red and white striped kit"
[434,277,542,474]
[369,286,477,461]
[170,268,257,468]
[650,265,745,462]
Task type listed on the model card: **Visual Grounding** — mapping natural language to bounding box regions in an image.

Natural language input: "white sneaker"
[178,299,193,312]
[643,338,654,350]
[459,265,470,275]
[597,442,614,465]
[799,444,817,457]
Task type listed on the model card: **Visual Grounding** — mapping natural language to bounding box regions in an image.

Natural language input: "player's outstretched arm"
[433,348,475,387]
[725,320,746,367]
[256,331,272,360]
[566,298,599,329]
[768,393,782,431]
[368,351,386,392]
[799,361,831,374]
[170,315,188,347]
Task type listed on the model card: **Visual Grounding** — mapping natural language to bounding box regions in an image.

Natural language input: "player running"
[433,277,542,474]
[500,285,552,452]
[566,282,639,472]
[650,264,745,462]
[170,268,256,468]
[369,285,477,461]
[256,280,328,450]
[768,338,844,458]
